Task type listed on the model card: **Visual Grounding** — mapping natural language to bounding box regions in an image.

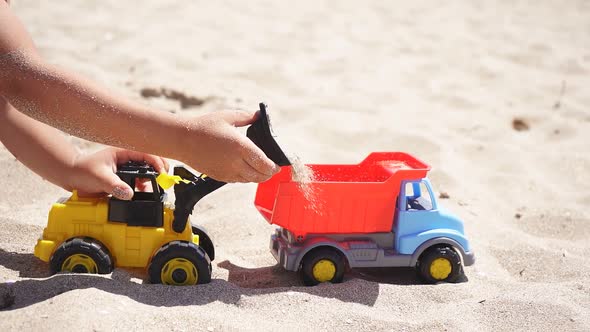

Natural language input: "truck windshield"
[131,177,161,201]
[405,181,434,211]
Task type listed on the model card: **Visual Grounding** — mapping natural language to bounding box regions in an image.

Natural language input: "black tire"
[300,247,346,286]
[191,225,215,261]
[148,241,211,285]
[416,246,463,284]
[49,237,113,274]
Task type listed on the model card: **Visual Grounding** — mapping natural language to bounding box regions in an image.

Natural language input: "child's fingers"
[144,155,169,173]
[135,178,153,192]
[241,142,280,177]
[220,110,258,128]
[113,148,168,173]
[236,158,274,183]
[160,157,170,173]
[234,175,250,183]
[101,172,134,200]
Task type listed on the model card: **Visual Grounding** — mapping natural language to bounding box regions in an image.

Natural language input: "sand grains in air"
[289,155,323,213]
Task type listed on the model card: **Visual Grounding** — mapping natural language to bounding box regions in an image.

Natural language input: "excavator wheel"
[50,237,113,274]
[148,241,211,286]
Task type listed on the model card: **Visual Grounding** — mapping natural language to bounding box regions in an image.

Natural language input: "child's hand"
[178,110,281,183]
[68,147,169,200]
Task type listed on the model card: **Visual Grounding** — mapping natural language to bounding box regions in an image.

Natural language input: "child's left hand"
[67,147,169,200]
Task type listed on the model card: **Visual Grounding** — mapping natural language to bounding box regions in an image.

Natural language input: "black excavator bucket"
[246,103,292,166]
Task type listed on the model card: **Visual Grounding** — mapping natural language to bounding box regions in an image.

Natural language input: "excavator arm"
[171,166,226,233]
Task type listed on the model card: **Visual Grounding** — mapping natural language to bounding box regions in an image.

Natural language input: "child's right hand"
[176,110,281,183]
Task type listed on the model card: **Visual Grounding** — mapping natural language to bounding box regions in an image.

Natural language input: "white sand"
[1,0,589,331]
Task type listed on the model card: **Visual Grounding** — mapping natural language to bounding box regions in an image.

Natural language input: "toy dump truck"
[254,152,475,285]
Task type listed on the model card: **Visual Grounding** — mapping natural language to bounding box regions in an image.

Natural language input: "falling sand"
[289,155,323,214]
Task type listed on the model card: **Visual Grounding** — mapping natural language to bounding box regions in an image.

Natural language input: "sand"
[1,0,589,331]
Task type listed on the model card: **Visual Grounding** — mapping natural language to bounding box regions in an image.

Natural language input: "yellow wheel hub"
[429,257,452,280]
[161,258,198,286]
[312,259,336,282]
[61,254,98,273]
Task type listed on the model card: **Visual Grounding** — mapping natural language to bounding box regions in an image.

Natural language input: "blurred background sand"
[1,0,589,331]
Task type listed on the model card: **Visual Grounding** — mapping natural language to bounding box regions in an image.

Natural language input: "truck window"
[132,177,161,201]
[405,181,433,211]
[134,178,155,194]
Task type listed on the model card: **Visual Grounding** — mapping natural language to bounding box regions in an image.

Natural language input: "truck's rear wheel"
[148,241,211,286]
[300,248,346,286]
[50,237,113,274]
[417,246,462,284]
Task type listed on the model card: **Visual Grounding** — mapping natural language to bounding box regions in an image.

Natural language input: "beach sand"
[1,0,589,331]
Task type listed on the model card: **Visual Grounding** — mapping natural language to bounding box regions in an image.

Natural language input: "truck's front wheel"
[300,248,346,286]
[148,241,211,286]
[417,246,462,284]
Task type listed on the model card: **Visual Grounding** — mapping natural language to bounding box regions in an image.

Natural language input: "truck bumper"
[270,230,300,271]
[463,251,475,266]
[34,239,56,262]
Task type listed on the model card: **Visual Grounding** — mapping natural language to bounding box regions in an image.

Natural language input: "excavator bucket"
[247,103,291,166]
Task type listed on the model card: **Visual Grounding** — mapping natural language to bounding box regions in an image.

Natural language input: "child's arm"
[0,96,167,200]
[0,2,279,183]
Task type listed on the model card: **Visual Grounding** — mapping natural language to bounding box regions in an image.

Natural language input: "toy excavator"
[34,103,290,286]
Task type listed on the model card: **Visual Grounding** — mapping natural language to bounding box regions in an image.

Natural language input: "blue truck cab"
[396,179,474,265]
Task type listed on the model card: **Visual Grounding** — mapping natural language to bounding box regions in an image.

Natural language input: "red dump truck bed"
[254,152,431,239]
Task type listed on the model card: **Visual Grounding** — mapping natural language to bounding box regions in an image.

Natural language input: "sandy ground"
[1,0,590,331]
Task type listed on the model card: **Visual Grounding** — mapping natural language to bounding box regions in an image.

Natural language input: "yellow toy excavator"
[34,162,223,285]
